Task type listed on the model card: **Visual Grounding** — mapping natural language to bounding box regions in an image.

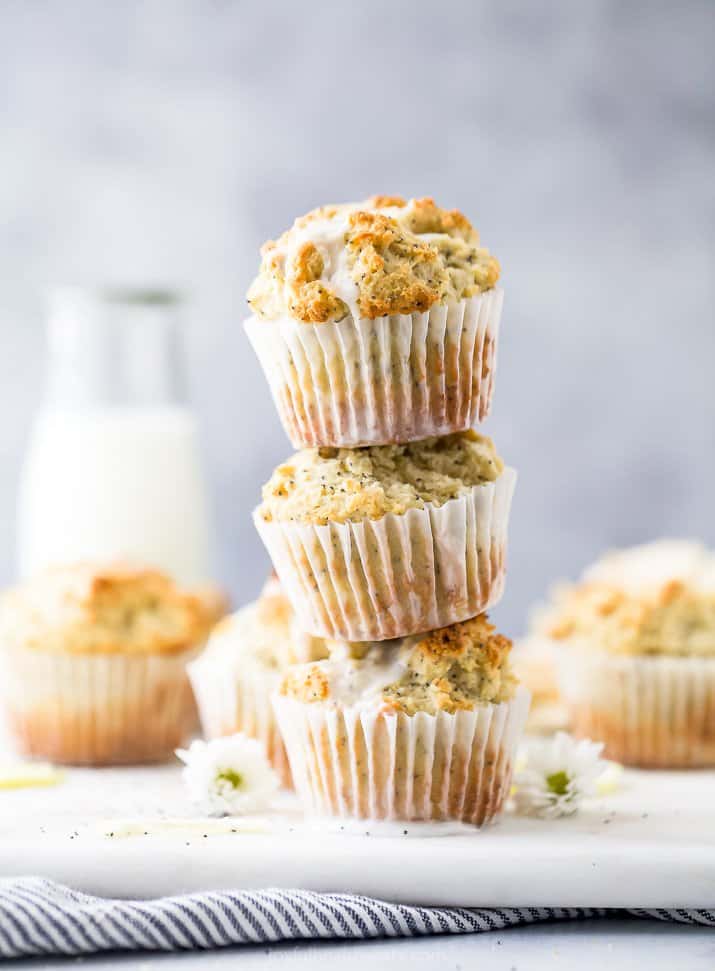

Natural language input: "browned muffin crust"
[0,563,209,656]
[259,430,503,526]
[247,196,499,324]
[280,614,516,714]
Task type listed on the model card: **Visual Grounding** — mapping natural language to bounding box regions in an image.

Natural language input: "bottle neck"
[45,287,187,410]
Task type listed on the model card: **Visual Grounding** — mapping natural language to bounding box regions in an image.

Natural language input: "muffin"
[273,615,530,825]
[538,540,715,767]
[188,576,327,787]
[0,564,210,765]
[254,430,516,641]
[511,635,569,735]
[190,583,231,630]
[245,195,502,448]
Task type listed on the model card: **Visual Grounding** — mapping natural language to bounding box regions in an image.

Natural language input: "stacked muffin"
[246,196,529,826]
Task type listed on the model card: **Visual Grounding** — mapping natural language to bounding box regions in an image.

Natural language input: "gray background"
[0,0,712,634]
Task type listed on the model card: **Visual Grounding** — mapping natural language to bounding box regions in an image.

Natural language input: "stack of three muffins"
[239,196,530,826]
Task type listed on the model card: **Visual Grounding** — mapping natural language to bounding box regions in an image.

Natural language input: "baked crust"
[0,563,210,656]
[200,575,326,669]
[536,541,715,657]
[259,430,503,525]
[382,615,516,713]
[280,665,331,703]
[400,196,477,241]
[247,196,499,324]
[279,614,516,713]
[346,210,447,319]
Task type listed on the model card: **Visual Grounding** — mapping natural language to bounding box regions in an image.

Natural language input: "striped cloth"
[0,879,712,959]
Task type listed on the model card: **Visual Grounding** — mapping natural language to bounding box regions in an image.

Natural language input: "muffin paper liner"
[513,636,570,735]
[0,645,199,766]
[254,468,516,641]
[188,656,292,788]
[558,650,715,768]
[244,289,503,448]
[272,686,530,825]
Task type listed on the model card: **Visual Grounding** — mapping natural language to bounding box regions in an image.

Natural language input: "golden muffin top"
[0,563,212,656]
[279,614,516,714]
[258,430,503,526]
[198,576,327,670]
[247,196,500,324]
[535,540,715,657]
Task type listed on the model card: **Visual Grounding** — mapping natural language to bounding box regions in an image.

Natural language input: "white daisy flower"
[513,732,607,819]
[176,734,279,817]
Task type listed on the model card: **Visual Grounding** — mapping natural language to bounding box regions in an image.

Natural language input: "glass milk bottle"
[17,287,214,585]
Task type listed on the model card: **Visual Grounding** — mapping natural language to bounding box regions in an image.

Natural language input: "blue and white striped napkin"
[0,878,713,959]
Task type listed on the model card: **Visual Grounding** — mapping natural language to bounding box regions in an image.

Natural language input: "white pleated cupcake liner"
[188,657,292,788]
[254,468,516,642]
[0,645,200,765]
[513,635,570,735]
[272,686,530,825]
[558,651,715,767]
[244,289,503,448]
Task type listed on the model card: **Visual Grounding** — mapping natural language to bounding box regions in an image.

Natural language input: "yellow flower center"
[546,770,570,797]
[217,769,244,790]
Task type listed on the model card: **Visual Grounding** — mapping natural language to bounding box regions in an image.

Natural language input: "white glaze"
[322,643,409,708]
[270,198,434,326]
[275,208,360,322]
